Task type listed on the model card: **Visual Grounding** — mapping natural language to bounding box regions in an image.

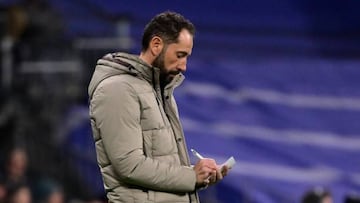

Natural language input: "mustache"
[168,70,181,75]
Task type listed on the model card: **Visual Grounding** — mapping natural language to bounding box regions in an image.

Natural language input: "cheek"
[164,55,178,69]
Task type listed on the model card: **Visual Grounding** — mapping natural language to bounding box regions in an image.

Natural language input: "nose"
[177,58,187,72]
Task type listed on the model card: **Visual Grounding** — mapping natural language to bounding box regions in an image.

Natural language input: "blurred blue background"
[1,0,360,202]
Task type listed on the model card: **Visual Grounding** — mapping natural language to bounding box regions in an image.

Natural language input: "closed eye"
[177,51,189,59]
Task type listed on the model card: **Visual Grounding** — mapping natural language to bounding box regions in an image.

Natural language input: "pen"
[191,149,204,160]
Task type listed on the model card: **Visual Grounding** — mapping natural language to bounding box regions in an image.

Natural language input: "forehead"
[167,29,193,54]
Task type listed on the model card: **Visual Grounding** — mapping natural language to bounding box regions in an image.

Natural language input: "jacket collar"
[111,52,154,83]
[112,52,185,89]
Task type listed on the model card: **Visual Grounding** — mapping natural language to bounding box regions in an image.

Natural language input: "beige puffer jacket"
[88,52,199,203]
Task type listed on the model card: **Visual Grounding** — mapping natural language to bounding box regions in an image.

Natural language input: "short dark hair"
[141,11,195,51]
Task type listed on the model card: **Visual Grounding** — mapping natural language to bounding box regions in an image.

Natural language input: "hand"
[199,164,231,187]
[193,158,219,188]
[208,164,230,186]
[220,165,230,177]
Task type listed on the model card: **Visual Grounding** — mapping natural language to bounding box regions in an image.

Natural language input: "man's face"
[153,29,193,84]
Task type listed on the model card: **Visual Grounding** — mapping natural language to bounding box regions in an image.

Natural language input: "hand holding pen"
[191,149,227,188]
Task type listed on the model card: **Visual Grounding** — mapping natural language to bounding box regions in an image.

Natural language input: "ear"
[149,36,164,56]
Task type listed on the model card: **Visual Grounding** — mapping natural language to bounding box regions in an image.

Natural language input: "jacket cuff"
[181,166,197,191]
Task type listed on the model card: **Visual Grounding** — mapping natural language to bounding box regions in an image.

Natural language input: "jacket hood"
[88,52,154,99]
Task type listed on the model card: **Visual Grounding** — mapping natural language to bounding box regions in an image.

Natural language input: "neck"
[139,51,154,67]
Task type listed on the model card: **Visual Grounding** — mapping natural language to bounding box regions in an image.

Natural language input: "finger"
[204,168,216,177]
[204,179,210,185]
[208,170,217,183]
[209,176,216,183]
[196,172,211,185]
[208,175,216,183]
[202,165,216,174]
[198,171,209,180]
[221,165,229,177]
[200,159,218,169]
[216,168,223,180]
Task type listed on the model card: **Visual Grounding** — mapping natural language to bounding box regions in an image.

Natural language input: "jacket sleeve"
[91,76,196,192]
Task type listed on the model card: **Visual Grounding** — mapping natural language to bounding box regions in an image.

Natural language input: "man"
[88,11,228,202]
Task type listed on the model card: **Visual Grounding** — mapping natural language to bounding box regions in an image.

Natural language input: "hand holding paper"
[222,156,236,169]
[191,149,236,175]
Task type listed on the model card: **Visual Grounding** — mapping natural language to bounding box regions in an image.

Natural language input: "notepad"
[191,148,236,171]
[221,156,236,171]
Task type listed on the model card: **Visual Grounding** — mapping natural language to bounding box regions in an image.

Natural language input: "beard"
[152,49,165,71]
[152,49,180,85]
